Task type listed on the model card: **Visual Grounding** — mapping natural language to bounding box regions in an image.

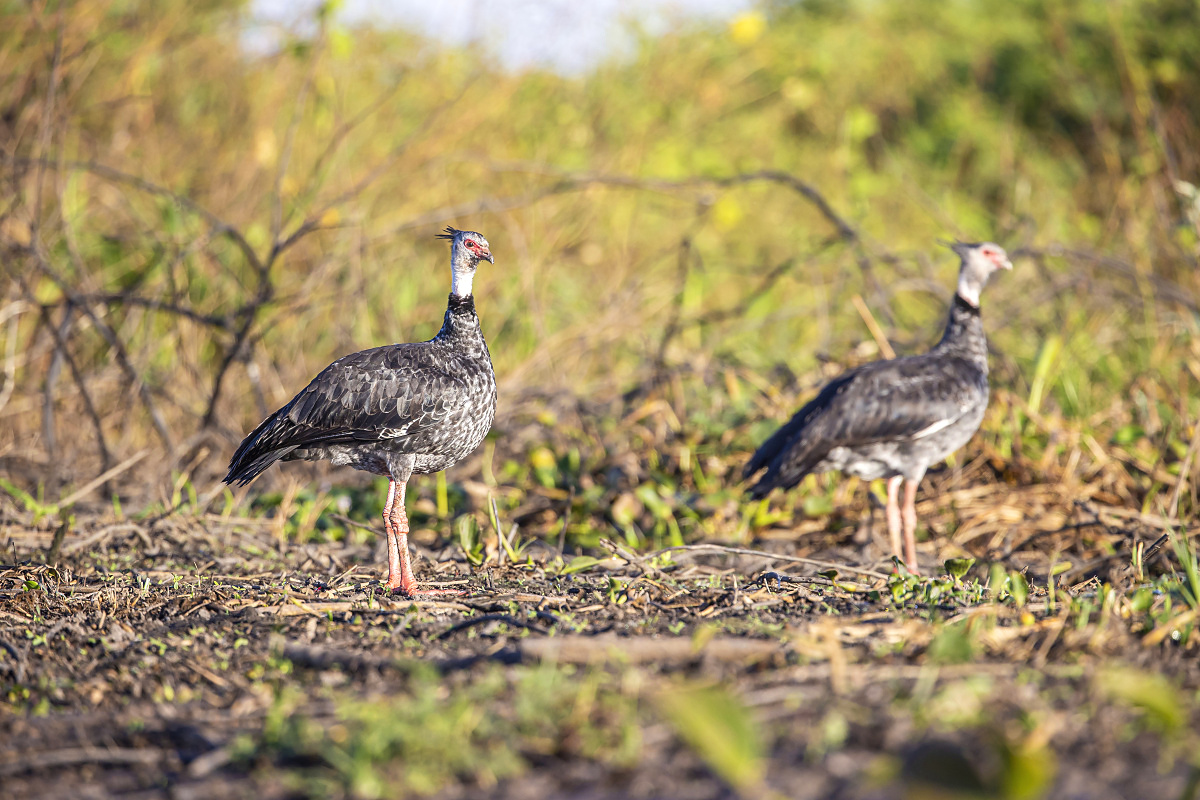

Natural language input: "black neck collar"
[952,293,982,316]
[447,294,476,313]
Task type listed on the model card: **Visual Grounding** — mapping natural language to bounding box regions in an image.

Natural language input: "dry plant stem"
[694,255,797,326]
[647,543,889,580]
[44,517,69,563]
[71,293,231,330]
[390,165,892,326]
[0,301,28,415]
[201,77,475,432]
[41,305,70,467]
[19,276,112,474]
[27,249,175,455]
[1167,420,1200,520]
[436,613,550,640]
[1016,245,1198,313]
[851,294,897,359]
[29,23,63,244]
[271,26,324,245]
[56,450,148,509]
[274,72,478,257]
[13,158,263,268]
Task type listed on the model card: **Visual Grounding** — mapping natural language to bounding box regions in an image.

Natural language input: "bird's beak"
[482,252,494,264]
[1000,257,1013,270]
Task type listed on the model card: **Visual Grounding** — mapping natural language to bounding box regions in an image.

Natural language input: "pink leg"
[383,478,463,598]
[902,479,920,575]
[383,478,403,588]
[886,476,903,569]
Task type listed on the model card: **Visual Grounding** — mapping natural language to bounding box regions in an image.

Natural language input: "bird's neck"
[450,266,475,299]
[934,293,989,371]
[435,293,483,344]
[956,269,985,308]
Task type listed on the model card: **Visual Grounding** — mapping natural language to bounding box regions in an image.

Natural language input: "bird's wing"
[275,343,487,453]
[745,354,984,490]
[226,341,486,479]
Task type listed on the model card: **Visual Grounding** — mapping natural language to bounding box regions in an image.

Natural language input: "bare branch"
[25,245,175,454]
[17,274,113,477]
[274,71,480,262]
[1016,244,1198,312]
[30,24,64,244]
[71,293,232,330]
[271,28,324,247]
[9,157,264,274]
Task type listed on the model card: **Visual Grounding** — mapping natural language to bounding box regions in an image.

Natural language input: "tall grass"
[0,0,1197,518]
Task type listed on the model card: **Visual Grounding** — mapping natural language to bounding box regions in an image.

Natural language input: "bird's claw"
[388,584,466,598]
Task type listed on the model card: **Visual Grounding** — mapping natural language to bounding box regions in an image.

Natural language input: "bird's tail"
[223,413,296,486]
[742,412,810,483]
[744,433,816,500]
[746,474,776,500]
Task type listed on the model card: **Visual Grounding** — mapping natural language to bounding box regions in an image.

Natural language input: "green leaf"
[1001,739,1058,800]
[529,447,559,489]
[802,494,834,516]
[1028,334,1062,416]
[927,624,975,664]
[655,683,764,793]
[1112,424,1145,446]
[1096,667,1185,733]
[561,555,601,575]
[454,515,483,566]
[945,557,976,581]
[989,562,1009,597]
[1009,570,1029,608]
[1129,587,1155,613]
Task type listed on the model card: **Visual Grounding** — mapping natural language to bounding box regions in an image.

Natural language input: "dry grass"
[3,1,1200,797]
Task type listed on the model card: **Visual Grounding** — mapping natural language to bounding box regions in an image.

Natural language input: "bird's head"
[946,240,1011,308]
[438,227,493,297]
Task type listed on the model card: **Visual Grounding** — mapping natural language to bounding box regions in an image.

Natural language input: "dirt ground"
[2,499,1198,800]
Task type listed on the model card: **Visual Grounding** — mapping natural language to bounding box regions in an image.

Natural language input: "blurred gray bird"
[224,228,497,597]
[743,241,1012,573]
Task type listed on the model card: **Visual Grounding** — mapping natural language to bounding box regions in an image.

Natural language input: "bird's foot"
[386,581,466,598]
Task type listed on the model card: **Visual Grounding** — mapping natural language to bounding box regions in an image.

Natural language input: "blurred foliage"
[0,0,1197,524]
[238,662,639,797]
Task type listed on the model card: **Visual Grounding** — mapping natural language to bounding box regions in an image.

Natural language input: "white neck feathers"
[450,242,475,297]
[956,270,981,308]
[451,267,474,298]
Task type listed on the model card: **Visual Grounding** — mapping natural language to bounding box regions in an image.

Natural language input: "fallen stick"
[646,543,889,580]
[521,633,780,666]
[58,449,148,508]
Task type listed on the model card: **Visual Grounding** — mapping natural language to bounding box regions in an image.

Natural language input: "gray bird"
[743,241,1012,573]
[224,227,497,597]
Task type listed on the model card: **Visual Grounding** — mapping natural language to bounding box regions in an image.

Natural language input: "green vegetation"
[2,0,1197,488]
[2,0,1200,797]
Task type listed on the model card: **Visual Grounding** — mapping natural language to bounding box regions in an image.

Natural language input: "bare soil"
[2,503,1197,800]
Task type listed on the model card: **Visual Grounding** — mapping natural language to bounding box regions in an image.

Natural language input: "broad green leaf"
[655,683,764,794]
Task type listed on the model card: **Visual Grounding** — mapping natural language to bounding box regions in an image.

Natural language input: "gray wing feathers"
[746,355,985,497]
[224,342,486,485]
[284,346,473,452]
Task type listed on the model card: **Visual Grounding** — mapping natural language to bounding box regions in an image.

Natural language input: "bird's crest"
[436,226,463,240]
[938,239,982,259]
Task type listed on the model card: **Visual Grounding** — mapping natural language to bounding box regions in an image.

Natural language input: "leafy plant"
[655,682,764,795]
